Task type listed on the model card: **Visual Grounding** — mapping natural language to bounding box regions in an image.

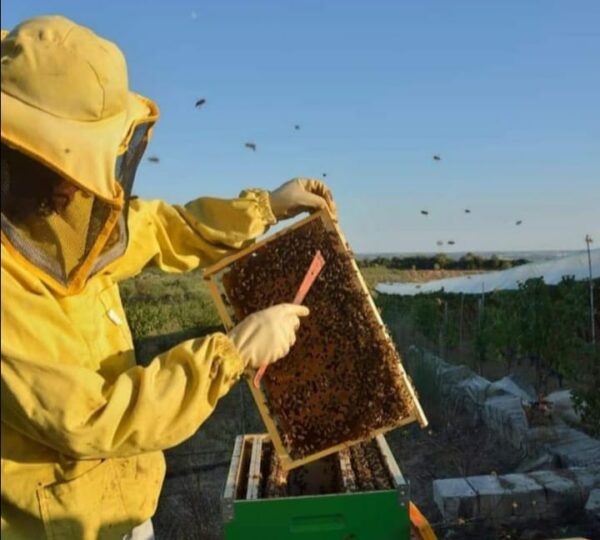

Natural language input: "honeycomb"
[218,217,414,460]
[262,439,394,498]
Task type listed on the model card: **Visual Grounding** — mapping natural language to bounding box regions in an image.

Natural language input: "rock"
[570,466,600,496]
[465,475,511,520]
[516,453,559,473]
[431,468,600,526]
[482,395,529,449]
[585,489,600,528]
[498,473,546,518]
[433,478,478,520]
[465,473,546,521]
[456,374,490,406]
[439,365,472,386]
[529,469,590,514]
[526,426,600,467]
[486,374,537,403]
[453,374,491,424]
[404,347,445,402]
[545,389,582,425]
[552,427,600,467]
[440,366,473,404]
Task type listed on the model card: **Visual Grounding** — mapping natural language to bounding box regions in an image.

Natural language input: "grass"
[120,268,219,340]
[119,266,481,344]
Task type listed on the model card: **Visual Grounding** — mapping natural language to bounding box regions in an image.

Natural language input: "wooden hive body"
[204,210,427,470]
[222,433,411,540]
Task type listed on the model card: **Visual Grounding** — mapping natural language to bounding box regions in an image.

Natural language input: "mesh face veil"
[89,118,156,276]
[1,116,155,293]
[0,17,158,294]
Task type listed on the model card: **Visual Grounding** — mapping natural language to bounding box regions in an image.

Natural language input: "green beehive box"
[222,434,410,540]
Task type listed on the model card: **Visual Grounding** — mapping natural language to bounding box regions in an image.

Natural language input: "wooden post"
[459,293,465,356]
[442,300,449,358]
[585,234,596,345]
[477,283,486,375]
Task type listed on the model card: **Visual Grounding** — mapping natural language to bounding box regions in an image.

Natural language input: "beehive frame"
[223,433,409,504]
[204,210,427,470]
[222,433,412,540]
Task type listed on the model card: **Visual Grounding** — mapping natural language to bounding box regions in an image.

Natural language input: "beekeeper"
[0,16,336,540]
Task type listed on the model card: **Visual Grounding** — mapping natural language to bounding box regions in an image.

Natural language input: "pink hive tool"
[253,250,326,389]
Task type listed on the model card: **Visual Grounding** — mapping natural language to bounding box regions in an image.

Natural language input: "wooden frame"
[204,210,427,471]
[223,433,408,501]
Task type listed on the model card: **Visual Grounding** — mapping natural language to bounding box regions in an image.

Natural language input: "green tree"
[488,291,521,372]
[572,343,600,435]
[517,278,555,392]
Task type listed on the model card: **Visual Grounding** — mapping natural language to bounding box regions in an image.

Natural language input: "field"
[120,264,598,539]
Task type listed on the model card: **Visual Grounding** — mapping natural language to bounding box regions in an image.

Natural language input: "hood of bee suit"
[1,15,159,295]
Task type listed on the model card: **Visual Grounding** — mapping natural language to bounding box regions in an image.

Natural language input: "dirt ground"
[386,408,594,539]
[150,386,592,540]
[387,412,522,526]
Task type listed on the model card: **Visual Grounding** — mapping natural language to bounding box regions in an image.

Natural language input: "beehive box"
[204,210,427,470]
[222,433,411,540]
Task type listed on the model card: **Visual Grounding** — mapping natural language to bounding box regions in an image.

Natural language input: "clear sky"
[3,1,599,253]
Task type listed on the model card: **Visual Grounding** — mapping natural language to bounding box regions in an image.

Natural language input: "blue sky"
[3,1,599,253]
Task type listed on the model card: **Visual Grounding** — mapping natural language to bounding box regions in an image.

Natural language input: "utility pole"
[459,293,465,356]
[585,234,596,345]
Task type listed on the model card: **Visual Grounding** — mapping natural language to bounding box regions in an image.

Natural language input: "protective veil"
[1,16,277,540]
[0,15,159,294]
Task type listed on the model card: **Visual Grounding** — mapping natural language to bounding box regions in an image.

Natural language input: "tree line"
[358,253,529,271]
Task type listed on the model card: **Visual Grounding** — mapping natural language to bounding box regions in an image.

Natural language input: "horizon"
[2,1,599,253]
[355,247,598,260]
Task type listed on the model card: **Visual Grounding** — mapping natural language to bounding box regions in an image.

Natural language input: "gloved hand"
[269,178,337,221]
[228,304,310,369]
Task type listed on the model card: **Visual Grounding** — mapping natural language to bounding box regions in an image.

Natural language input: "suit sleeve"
[1,332,245,459]
[108,189,276,281]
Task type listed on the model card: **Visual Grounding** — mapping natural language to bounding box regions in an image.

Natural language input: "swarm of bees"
[263,447,289,498]
[260,439,392,498]
[222,218,413,459]
[349,441,393,491]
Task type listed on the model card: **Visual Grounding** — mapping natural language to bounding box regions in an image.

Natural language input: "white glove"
[228,304,310,369]
[269,178,337,221]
